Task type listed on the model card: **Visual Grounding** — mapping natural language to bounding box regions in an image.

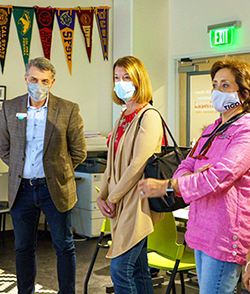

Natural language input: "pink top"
[173,113,250,265]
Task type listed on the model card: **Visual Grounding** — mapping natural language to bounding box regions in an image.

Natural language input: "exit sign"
[210,27,234,47]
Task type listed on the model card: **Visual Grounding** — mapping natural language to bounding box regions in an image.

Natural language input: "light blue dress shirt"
[22,97,48,179]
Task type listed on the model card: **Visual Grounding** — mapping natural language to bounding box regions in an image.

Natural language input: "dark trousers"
[10,179,76,294]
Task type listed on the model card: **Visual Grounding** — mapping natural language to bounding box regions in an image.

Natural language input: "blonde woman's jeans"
[110,237,153,294]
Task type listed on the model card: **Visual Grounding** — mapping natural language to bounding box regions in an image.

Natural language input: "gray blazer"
[0,93,87,212]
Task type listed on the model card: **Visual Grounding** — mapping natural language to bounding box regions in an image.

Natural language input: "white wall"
[133,0,169,120]
[112,0,133,125]
[168,0,250,139]
[112,0,169,124]
[0,0,113,137]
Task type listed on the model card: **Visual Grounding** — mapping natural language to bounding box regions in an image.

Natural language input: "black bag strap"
[138,108,183,160]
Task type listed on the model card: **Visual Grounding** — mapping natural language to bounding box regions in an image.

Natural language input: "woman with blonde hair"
[97,56,163,293]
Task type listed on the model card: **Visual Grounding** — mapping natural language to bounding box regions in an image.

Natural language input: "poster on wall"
[190,73,219,144]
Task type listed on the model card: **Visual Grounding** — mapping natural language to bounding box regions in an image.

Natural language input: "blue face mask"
[114,81,136,102]
[28,82,49,102]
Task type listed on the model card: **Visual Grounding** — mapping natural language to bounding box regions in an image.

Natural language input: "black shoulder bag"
[139,109,191,212]
[140,109,246,212]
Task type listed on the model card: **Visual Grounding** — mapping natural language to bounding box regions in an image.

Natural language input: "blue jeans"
[110,237,153,294]
[195,249,242,294]
[10,179,76,294]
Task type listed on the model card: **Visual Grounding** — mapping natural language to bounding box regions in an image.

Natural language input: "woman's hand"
[138,179,168,200]
[183,164,212,176]
[97,197,116,218]
[243,270,250,291]
[193,163,212,174]
[243,249,250,291]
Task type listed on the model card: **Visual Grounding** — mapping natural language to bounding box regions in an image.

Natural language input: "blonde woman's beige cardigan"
[99,105,164,258]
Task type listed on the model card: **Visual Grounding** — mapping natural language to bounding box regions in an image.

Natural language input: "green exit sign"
[210,27,234,47]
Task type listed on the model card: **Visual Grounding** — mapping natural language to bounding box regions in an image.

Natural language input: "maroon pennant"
[34,6,55,60]
[76,7,94,63]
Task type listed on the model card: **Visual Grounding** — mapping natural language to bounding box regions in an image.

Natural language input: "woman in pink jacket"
[139,58,250,294]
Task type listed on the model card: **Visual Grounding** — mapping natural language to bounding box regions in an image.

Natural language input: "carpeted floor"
[0,268,57,294]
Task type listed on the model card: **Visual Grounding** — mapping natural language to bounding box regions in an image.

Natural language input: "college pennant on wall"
[13,6,34,66]
[0,5,12,73]
[56,8,75,75]
[94,6,110,61]
[34,6,55,60]
[76,7,94,63]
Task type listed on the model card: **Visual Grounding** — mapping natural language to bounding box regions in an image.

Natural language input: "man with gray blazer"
[0,57,87,294]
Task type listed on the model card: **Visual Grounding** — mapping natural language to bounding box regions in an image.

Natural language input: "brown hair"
[112,56,153,105]
[26,57,56,79]
[211,57,250,112]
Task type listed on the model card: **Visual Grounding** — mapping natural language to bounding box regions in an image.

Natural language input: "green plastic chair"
[147,212,196,294]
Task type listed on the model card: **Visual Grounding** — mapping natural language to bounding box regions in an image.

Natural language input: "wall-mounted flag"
[56,8,75,75]
[76,7,94,63]
[95,7,110,61]
[34,6,55,60]
[13,6,34,65]
[0,5,12,73]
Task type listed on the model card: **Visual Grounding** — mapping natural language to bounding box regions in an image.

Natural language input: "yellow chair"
[147,212,196,294]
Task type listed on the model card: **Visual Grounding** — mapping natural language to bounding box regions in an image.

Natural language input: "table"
[173,207,189,233]
[173,207,189,222]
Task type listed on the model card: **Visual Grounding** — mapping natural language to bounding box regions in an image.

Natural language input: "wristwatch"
[166,179,173,194]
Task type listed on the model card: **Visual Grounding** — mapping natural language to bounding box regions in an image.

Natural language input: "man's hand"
[97,197,116,218]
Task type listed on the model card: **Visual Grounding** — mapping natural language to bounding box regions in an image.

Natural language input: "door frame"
[186,70,210,146]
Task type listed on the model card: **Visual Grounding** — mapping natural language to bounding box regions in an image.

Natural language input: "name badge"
[16,113,27,120]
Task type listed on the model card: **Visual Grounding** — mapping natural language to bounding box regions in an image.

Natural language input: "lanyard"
[189,111,246,159]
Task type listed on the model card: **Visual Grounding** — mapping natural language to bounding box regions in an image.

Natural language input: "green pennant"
[13,6,34,66]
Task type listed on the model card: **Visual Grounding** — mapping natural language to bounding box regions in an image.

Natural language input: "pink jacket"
[173,113,250,265]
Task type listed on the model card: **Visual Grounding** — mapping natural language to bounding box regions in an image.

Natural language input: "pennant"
[76,7,94,63]
[34,6,55,60]
[13,6,34,66]
[0,6,12,74]
[94,7,110,61]
[56,9,75,75]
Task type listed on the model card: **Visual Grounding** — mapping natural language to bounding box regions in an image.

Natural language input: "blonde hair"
[112,56,153,105]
